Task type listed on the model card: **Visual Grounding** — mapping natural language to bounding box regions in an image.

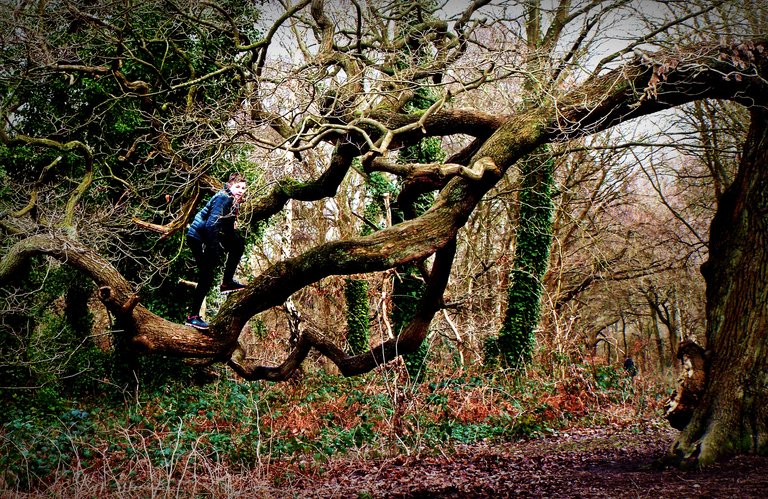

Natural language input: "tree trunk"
[669,290,684,361]
[668,107,768,467]
[4,38,767,392]
[345,278,370,355]
[620,313,628,357]
[650,305,666,369]
[491,153,554,367]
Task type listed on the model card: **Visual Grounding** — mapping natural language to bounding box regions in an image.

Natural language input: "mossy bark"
[344,278,370,355]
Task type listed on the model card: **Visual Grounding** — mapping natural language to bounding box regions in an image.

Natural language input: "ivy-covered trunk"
[389,183,433,381]
[394,196,441,382]
[344,278,370,355]
[392,267,429,382]
[343,171,393,356]
[488,152,554,367]
[668,107,768,467]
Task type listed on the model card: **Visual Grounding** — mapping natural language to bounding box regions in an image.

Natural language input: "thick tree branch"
[0,233,236,357]
[246,142,359,223]
[228,238,457,380]
[475,39,768,174]
[370,156,500,185]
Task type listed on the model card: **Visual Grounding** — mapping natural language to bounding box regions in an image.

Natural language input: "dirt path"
[285,423,768,498]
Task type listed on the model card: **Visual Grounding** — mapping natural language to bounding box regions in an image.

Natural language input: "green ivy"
[488,152,555,368]
[344,169,395,353]
[0,262,115,420]
[392,269,430,383]
[360,171,397,236]
[390,91,445,382]
[345,278,371,355]
[0,408,95,490]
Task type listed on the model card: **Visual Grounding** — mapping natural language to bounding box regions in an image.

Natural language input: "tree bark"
[667,107,768,467]
[665,339,707,431]
[670,290,684,360]
[649,299,666,369]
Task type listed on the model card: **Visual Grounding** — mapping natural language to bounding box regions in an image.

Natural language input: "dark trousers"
[187,233,245,316]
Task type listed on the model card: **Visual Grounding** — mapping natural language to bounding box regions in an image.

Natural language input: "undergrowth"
[0,361,670,496]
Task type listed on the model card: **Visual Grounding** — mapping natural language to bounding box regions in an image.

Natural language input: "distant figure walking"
[623,357,638,377]
[185,173,248,330]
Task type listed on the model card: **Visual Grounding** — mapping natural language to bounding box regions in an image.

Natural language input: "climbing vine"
[487,152,555,368]
[345,278,371,355]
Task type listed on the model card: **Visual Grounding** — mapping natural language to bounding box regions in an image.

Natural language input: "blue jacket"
[187,188,239,243]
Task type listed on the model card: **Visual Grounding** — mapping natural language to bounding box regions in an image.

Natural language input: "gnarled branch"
[228,238,456,380]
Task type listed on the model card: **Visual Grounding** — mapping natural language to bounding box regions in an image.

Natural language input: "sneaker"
[185,315,210,330]
[220,281,246,294]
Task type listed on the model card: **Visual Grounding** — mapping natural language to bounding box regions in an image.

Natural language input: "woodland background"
[0,0,761,495]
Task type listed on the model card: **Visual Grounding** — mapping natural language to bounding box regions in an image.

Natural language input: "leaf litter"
[277,421,768,498]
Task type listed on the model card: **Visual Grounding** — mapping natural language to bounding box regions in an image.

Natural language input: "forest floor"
[5,370,768,498]
[5,416,768,498]
[275,421,768,498]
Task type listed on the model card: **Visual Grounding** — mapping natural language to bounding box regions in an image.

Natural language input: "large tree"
[1,0,767,466]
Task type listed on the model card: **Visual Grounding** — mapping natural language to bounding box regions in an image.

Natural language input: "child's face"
[230,181,247,199]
